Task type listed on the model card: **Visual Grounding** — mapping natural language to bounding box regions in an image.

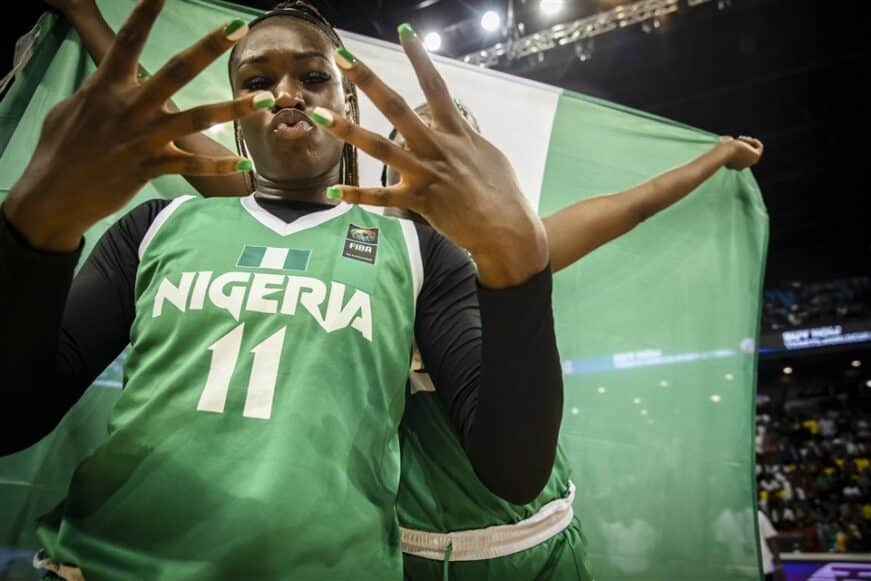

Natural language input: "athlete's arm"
[0,200,168,455]
[414,225,562,505]
[544,136,763,272]
[45,0,252,198]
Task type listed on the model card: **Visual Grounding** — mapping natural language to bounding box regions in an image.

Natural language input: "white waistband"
[400,481,575,562]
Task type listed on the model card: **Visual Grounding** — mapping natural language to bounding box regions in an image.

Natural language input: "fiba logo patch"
[349,226,378,244]
[343,223,379,264]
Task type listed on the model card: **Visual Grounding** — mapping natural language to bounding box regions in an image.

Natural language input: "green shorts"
[402,518,594,581]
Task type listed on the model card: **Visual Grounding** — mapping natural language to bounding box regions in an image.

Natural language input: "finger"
[100,0,166,81]
[327,183,414,209]
[747,137,764,151]
[737,136,763,152]
[135,19,249,110]
[142,147,251,180]
[397,23,462,131]
[333,47,433,151]
[146,91,274,145]
[311,106,423,174]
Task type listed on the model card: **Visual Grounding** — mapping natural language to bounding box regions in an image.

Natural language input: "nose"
[274,81,305,111]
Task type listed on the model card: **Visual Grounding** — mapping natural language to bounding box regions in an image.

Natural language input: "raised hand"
[5,0,271,252]
[720,136,764,170]
[310,24,549,288]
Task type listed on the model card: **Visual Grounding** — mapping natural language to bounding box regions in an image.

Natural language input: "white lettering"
[246,273,285,314]
[282,276,327,327]
[152,272,196,317]
[322,282,373,340]
[189,271,213,310]
[209,272,251,321]
[152,272,373,341]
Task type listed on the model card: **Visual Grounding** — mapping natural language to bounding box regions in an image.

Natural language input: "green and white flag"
[236,245,312,271]
[0,2,768,579]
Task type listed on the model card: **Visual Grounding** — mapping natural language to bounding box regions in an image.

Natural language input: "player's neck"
[253,172,342,205]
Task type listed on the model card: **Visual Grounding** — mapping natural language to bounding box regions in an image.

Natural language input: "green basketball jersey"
[397,361,573,534]
[36,195,422,580]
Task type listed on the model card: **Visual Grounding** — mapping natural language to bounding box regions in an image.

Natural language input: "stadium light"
[783,366,793,375]
[597,386,606,394]
[423,31,442,52]
[481,10,501,31]
[710,394,722,403]
[463,0,692,68]
[852,360,862,368]
[540,0,564,16]
[866,380,871,388]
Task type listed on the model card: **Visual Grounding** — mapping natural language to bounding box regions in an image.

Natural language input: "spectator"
[756,395,871,553]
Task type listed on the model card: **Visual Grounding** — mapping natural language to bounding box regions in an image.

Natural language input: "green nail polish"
[224,19,247,40]
[311,107,334,127]
[335,46,357,69]
[398,23,416,41]
[326,186,343,200]
[253,93,275,109]
[236,159,253,172]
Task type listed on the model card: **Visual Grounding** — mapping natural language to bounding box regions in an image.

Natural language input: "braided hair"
[228,1,360,190]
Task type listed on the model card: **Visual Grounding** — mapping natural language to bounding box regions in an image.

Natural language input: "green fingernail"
[253,92,274,109]
[311,107,334,127]
[224,19,248,41]
[326,186,343,200]
[236,159,253,172]
[398,23,416,41]
[335,47,357,69]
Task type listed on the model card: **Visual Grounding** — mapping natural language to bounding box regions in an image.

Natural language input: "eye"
[302,71,331,85]
[242,76,272,91]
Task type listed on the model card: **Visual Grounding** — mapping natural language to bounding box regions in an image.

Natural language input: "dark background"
[2,0,868,286]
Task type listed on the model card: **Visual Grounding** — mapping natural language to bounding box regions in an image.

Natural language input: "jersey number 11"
[196,323,286,420]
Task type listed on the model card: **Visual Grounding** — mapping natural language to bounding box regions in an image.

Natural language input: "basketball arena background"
[0,1,867,580]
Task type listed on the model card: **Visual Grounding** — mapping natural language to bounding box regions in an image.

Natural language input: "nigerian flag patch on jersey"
[236,245,311,272]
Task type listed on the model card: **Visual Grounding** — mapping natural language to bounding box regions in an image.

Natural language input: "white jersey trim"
[241,194,352,237]
[398,218,424,316]
[137,195,195,260]
[400,481,576,562]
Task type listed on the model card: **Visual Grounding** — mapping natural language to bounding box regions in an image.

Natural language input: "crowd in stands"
[763,276,870,332]
[756,402,871,553]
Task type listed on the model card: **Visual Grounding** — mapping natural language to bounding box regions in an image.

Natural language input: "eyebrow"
[238,50,331,69]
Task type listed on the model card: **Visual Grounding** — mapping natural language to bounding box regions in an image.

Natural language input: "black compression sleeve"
[0,199,168,455]
[413,224,563,504]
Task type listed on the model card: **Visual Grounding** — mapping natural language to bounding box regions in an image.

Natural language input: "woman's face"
[231,18,346,184]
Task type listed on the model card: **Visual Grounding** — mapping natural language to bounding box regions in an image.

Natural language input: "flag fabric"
[0,2,768,579]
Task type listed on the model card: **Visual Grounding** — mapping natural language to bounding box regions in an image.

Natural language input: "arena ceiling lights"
[461,0,718,67]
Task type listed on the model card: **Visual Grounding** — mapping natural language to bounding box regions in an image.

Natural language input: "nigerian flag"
[0,1,767,579]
